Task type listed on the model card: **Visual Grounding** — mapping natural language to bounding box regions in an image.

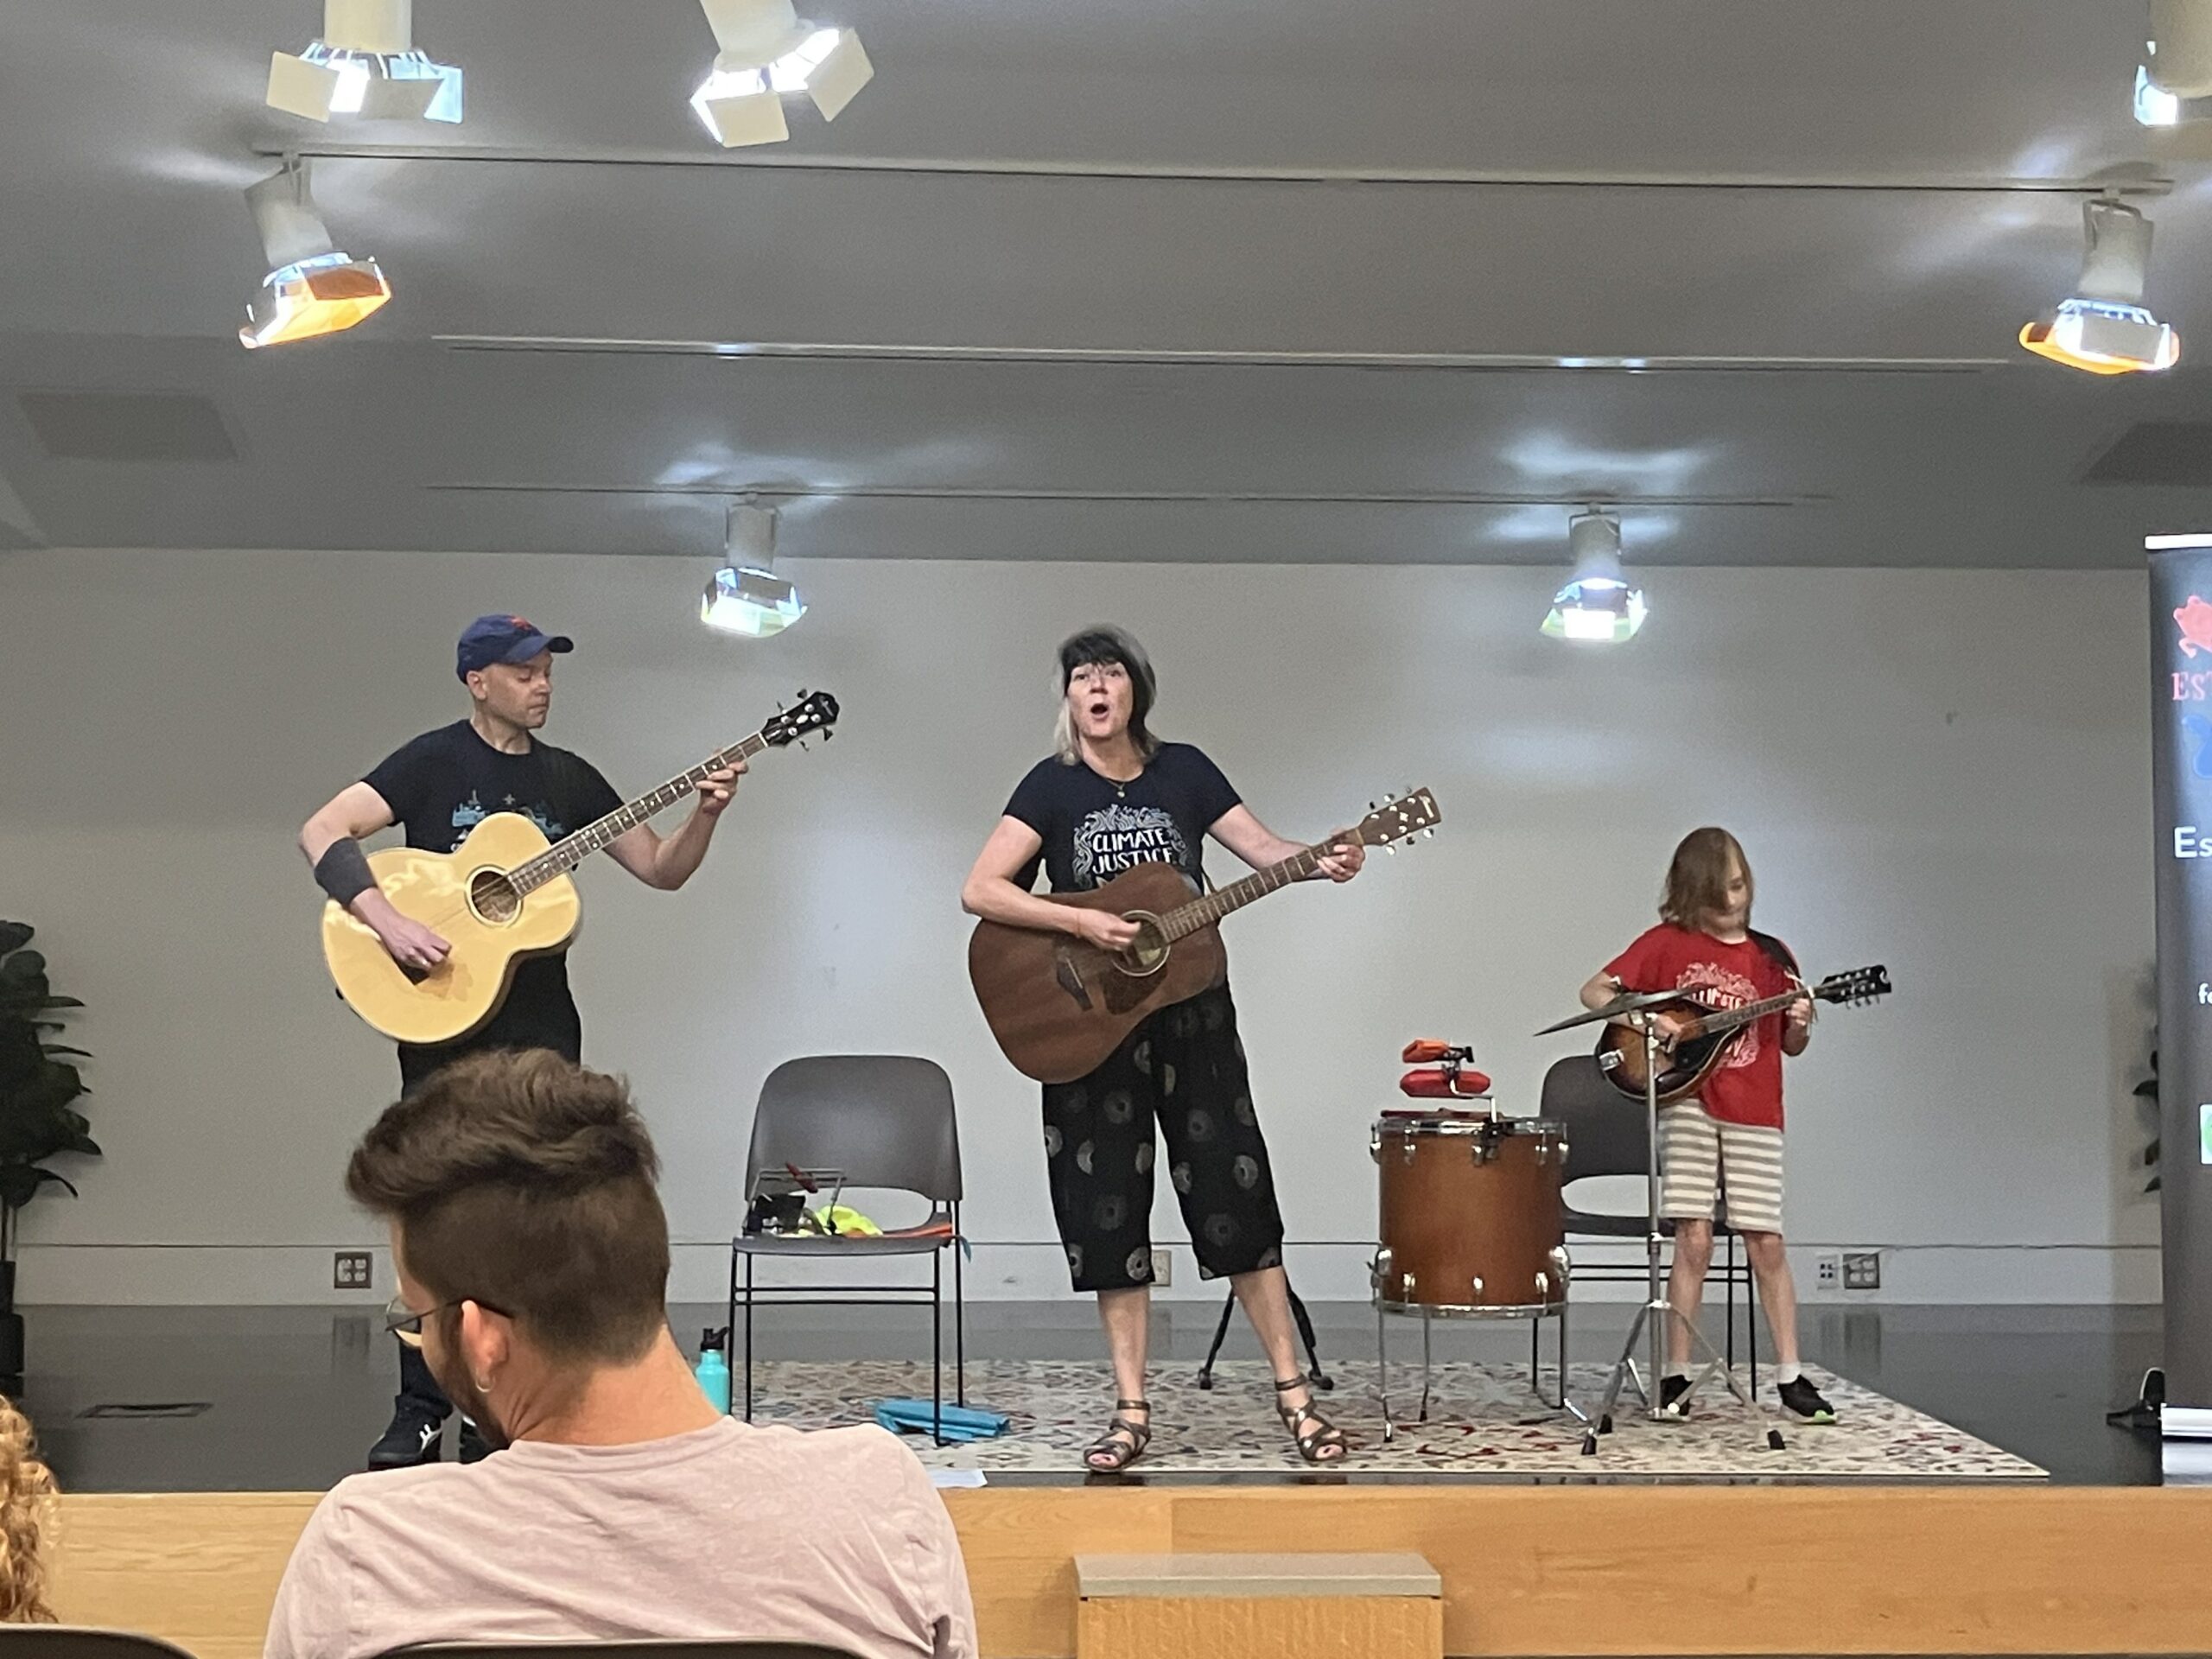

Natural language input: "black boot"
[368,1341,452,1471]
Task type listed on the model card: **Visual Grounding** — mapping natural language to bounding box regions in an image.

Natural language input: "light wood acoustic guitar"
[1595,963,1891,1103]
[968,788,1442,1084]
[322,691,838,1046]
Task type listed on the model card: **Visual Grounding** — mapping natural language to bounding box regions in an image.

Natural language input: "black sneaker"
[1777,1376,1837,1423]
[1658,1375,1693,1417]
[456,1419,493,1464]
[367,1409,444,1470]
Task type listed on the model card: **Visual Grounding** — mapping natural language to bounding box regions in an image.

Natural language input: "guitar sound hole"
[1116,916,1170,976]
[467,868,522,926]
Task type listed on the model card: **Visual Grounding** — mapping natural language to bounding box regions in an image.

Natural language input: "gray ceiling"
[3,0,2212,566]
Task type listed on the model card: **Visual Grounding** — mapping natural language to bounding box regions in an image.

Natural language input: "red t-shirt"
[1605,925,1796,1129]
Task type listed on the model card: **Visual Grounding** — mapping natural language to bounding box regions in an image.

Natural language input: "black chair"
[392,1644,867,1659]
[729,1056,964,1442]
[1541,1055,1756,1391]
[0,1632,199,1659]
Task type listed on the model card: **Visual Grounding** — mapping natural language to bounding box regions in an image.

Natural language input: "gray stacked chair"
[728,1056,964,1443]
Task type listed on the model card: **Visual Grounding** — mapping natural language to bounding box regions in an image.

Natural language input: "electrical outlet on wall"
[333,1251,372,1291]
[1815,1255,1840,1287]
[1842,1251,1881,1291]
[1149,1249,1173,1287]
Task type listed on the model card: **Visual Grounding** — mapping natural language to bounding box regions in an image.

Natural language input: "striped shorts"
[1658,1101,1784,1236]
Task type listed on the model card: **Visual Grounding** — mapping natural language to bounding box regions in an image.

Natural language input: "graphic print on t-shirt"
[449,791,567,851]
[1071,803,1191,887]
[1675,963,1762,1069]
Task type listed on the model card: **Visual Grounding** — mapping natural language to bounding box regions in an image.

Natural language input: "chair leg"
[932,1248,944,1447]
[724,1244,740,1420]
[953,1205,967,1408]
[1726,1233,1737,1370]
[742,1250,756,1423]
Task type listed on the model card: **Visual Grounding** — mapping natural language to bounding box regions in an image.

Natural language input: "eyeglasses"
[383,1293,511,1350]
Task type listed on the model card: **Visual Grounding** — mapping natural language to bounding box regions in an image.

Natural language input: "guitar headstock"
[1351,786,1442,849]
[763,690,840,748]
[1814,964,1891,1007]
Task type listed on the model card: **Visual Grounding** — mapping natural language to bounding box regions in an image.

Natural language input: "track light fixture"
[1541,512,1648,644]
[238,159,391,350]
[268,0,463,124]
[2019,198,2179,376]
[690,0,873,148]
[702,499,807,637]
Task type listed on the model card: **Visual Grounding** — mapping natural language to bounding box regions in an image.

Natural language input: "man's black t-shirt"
[361,721,622,1067]
[1002,743,1242,894]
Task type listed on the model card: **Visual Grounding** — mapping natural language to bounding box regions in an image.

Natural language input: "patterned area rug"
[739,1357,2046,1482]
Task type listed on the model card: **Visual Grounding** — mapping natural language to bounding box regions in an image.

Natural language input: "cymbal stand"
[1581,1009,1763,1456]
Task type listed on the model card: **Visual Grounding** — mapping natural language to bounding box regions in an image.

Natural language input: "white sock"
[1664,1367,1688,1382]
[1776,1363,1802,1385]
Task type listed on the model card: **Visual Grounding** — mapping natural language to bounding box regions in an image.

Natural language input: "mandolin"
[322,691,838,1046]
[968,789,1442,1084]
[1595,964,1891,1103]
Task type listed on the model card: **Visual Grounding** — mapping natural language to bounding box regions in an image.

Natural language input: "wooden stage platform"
[47,1483,2212,1657]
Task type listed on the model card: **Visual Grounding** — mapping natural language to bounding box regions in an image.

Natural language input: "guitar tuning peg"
[1424,828,1436,839]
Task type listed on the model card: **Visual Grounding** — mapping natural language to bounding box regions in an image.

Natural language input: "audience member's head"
[0,1397,56,1624]
[346,1050,675,1448]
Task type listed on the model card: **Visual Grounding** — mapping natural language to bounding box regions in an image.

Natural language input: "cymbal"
[1535,987,1685,1035]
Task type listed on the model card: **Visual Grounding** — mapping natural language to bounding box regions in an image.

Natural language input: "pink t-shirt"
[264,1419,975,1659]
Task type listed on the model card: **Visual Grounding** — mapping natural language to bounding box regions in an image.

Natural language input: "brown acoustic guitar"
[1595,963,1891,1102]
[968,789,1442,1084]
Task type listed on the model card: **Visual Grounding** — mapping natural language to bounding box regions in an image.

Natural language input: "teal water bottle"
[694,1326,732,1414]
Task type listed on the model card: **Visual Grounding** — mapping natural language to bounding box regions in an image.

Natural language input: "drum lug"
[1403,1271,1417,1299]
[1369,1128,1381,1163]
[1535,1141,1550,1166]
[1402,1140,1417,1165]
[1470,1274,1484,1301]
[1558,1138,1571,1171]
[1549,1244,1573,1285]
[1534,1270,1548,1299]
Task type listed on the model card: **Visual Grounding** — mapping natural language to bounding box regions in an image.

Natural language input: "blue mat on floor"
[874,1399,1010,1443]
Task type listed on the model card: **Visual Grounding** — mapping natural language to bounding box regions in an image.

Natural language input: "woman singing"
[961,626,1361,1470]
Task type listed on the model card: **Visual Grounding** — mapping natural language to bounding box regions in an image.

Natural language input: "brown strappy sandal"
[1273,1376,1350,1465]
[1083,1398,1152,1473]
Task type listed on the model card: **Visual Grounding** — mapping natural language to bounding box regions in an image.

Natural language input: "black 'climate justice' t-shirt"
[1002,743,1242,893]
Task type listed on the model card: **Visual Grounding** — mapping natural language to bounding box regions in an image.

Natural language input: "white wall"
[0,549,2159,1304]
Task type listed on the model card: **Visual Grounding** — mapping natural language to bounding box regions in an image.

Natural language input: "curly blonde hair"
[0,1398,57,1623]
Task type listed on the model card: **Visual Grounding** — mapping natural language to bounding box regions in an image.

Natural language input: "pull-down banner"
[2151,543,2212,1414]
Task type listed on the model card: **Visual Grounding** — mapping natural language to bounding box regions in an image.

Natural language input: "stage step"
[1074,1550,1443,1659]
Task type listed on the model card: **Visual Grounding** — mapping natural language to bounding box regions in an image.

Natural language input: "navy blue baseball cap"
[456,613,574,680]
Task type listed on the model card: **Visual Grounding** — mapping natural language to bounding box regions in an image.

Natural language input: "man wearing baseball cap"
[299,614,741,1470]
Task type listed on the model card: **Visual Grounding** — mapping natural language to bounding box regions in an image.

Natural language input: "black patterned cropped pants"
[1041,982,1287,1294]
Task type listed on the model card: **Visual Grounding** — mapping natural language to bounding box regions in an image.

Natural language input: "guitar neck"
[1684,987,1802,1036]
[1158,843,1332,942]
[511,732,768,893]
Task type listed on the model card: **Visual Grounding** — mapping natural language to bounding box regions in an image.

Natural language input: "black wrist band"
[315,839,377,907]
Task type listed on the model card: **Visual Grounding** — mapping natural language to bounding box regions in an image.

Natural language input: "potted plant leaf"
[0,921,99,1389]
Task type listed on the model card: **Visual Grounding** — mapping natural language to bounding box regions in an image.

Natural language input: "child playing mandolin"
[1578,826,1836,1423]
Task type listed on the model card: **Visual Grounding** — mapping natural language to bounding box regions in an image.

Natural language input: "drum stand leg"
[1417,1311,1433,1426]
[1375,1295,1395,1444]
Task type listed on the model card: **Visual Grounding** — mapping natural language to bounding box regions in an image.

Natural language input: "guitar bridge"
[1052,950,1095,1011]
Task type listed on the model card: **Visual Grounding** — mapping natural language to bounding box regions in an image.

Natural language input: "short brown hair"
[1660,826,1751,929]
[346,1051,669,1364]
